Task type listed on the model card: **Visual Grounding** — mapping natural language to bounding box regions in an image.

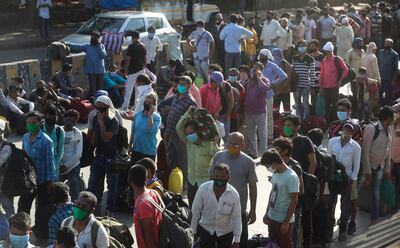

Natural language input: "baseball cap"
[210,71,224,86]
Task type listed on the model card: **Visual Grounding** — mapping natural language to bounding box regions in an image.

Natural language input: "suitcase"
[70,99,95,123]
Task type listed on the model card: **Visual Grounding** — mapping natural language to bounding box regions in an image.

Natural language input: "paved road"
[6,115,391,248]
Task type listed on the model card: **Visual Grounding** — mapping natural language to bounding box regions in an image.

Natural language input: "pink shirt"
[199,83,221,116]
[356,17,371,39]
[164,85,202,108]
[320,56,349,89]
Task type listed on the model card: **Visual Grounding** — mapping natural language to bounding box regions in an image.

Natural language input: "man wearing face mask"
[378,38,399,106]
[260,10,286,50]
[187,21,215,84]
[19,111,57,240]
[5,213,35,248]
[210,132,257,248]
[283,114,317,248]
[200,71,223,117]
[328,98,362,143]
[259,49,287,144]
[43,104,65,177]
[176,107,219,207]
[165,76,196,186]
[328,123,361,241]
[362,106,394,225]
[228,68,245,132]
[61,191,109,248]
[166,25,185,75]
[87,95,119,212]
[60,109,83,201]
[261,149,299,248]
[66,31,107,98]
[210,13,227,68]
[29,80,60,112]
[191,163,242,248]
[141,26,163,74]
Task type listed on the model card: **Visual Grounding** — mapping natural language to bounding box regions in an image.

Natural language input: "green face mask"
[283,126,294,137]
[26,123,40,134]
[214,179,228,188]
[73,206,90,221]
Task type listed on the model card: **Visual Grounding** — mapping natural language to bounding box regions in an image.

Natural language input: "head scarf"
[95,95,116,119]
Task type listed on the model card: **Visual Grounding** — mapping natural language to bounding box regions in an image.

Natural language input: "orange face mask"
[228,146,240,155]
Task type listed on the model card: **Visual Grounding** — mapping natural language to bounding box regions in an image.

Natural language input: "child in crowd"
[3,212,35,248]
[137,158,164,197]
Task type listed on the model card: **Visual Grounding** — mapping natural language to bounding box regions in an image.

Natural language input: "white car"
[61,11,175,48]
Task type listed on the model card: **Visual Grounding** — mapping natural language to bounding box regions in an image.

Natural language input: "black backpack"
[302,172,320,211]
[314,148,334,183]
[334,56,356,86]
[145,192,194,248]
[1,142,37,197]
[154,186,191,223]
[331,156,349,195]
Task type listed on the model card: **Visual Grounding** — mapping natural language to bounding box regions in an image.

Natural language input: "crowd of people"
[0,1,400,248]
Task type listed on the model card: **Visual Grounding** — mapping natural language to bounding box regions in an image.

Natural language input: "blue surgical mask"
[148,33,155,39]
[228,76,237,82]
[177,84,187,94]
[337,111,348,121]
[10,234,30,248]
[186,133,199,143]
[298,47,307,54]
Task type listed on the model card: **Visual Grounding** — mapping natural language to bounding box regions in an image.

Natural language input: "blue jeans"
[59,165,81,202]
[371,167,383,220]
[194,58,209,84]
[88,156,119,211]
[0,193,14,219]
[294,87,310,121]
[39,17,49,38]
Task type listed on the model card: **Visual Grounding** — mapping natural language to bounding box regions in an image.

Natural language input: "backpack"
[1,142,37,197]
[302,172,319,211]
[334,56,356,86]
[314,148,334,183]
[48,42,70,60]
[63,216,134,248]
[145,192,194,248]
[331,156,349,195]
[80,131,94,168]
[154,186,191,223]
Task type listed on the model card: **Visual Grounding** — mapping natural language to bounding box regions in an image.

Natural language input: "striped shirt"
[165,92,196,136]
[292,55,316,88]
[370,12,382,33]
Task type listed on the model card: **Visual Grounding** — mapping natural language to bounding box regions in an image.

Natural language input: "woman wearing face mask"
[176,107,219,207]
[133,74,155,116]
[103,64,127,108]
[292,40,316,121]
[129,93,161,164]
[244,62,270,158]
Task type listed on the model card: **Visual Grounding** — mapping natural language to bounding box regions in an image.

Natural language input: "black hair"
[91,30,100,38]
[182,71,196,81]
[64,109,80,120]
[45,103,58,116]
[147,26,155,32]
[229,68,239,75]
[213,163,231,174]
[10,212,31,232]
[310,39,320,47]
[254,61,264,70]
[137,158,157,176]
[137,74,152,85]
[168,60,177,66]
[129,30,140,39]
[77,191,97,209]
[336,98,352,111]
[378,106,395,121]
[63,63,73,72]
[272,137,293,156]
[50,182,70,204]
[239,65,250,73]
[128,164,147,187]
[284,114,301,127]
[307,128,324,147]
[56,227,77,248]
[358,67,367,74]
[261,148,283,165]
[26,111,42,122]
[209,64,223,73]
[230,14,238,23]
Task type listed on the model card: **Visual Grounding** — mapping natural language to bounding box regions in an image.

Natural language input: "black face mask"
[96,107,107,113]
[356,45,364,50]
[308,48,317,53]
[37,88,45,94]
[384,46,392,51]
[260,57,268,63]
[216,21,222,25]
[143,102,152,111]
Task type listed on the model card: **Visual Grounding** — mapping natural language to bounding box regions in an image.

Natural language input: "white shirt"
[303,17,316,42]
[328,136,361,181]
[260,19,285,46]
[61,215,109,248]
[141,35,163,62]
[61,127,83,174]
[36,0,52,19]
[191,181,242,242]
[275,27,293,50]
[5,95,34,115]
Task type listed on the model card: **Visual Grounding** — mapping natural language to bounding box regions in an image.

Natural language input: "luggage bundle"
[186,108,219,142]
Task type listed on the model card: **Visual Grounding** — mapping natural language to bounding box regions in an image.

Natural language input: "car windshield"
[77,17,125,35]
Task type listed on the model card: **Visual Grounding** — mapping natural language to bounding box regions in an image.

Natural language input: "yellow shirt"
[245,26,258,56]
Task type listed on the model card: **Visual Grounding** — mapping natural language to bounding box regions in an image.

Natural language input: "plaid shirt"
[23,131,57,184]
[165,92,196,136]
[48,202,74,244]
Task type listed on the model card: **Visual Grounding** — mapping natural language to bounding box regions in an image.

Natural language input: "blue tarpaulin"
[100,0,138,9]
